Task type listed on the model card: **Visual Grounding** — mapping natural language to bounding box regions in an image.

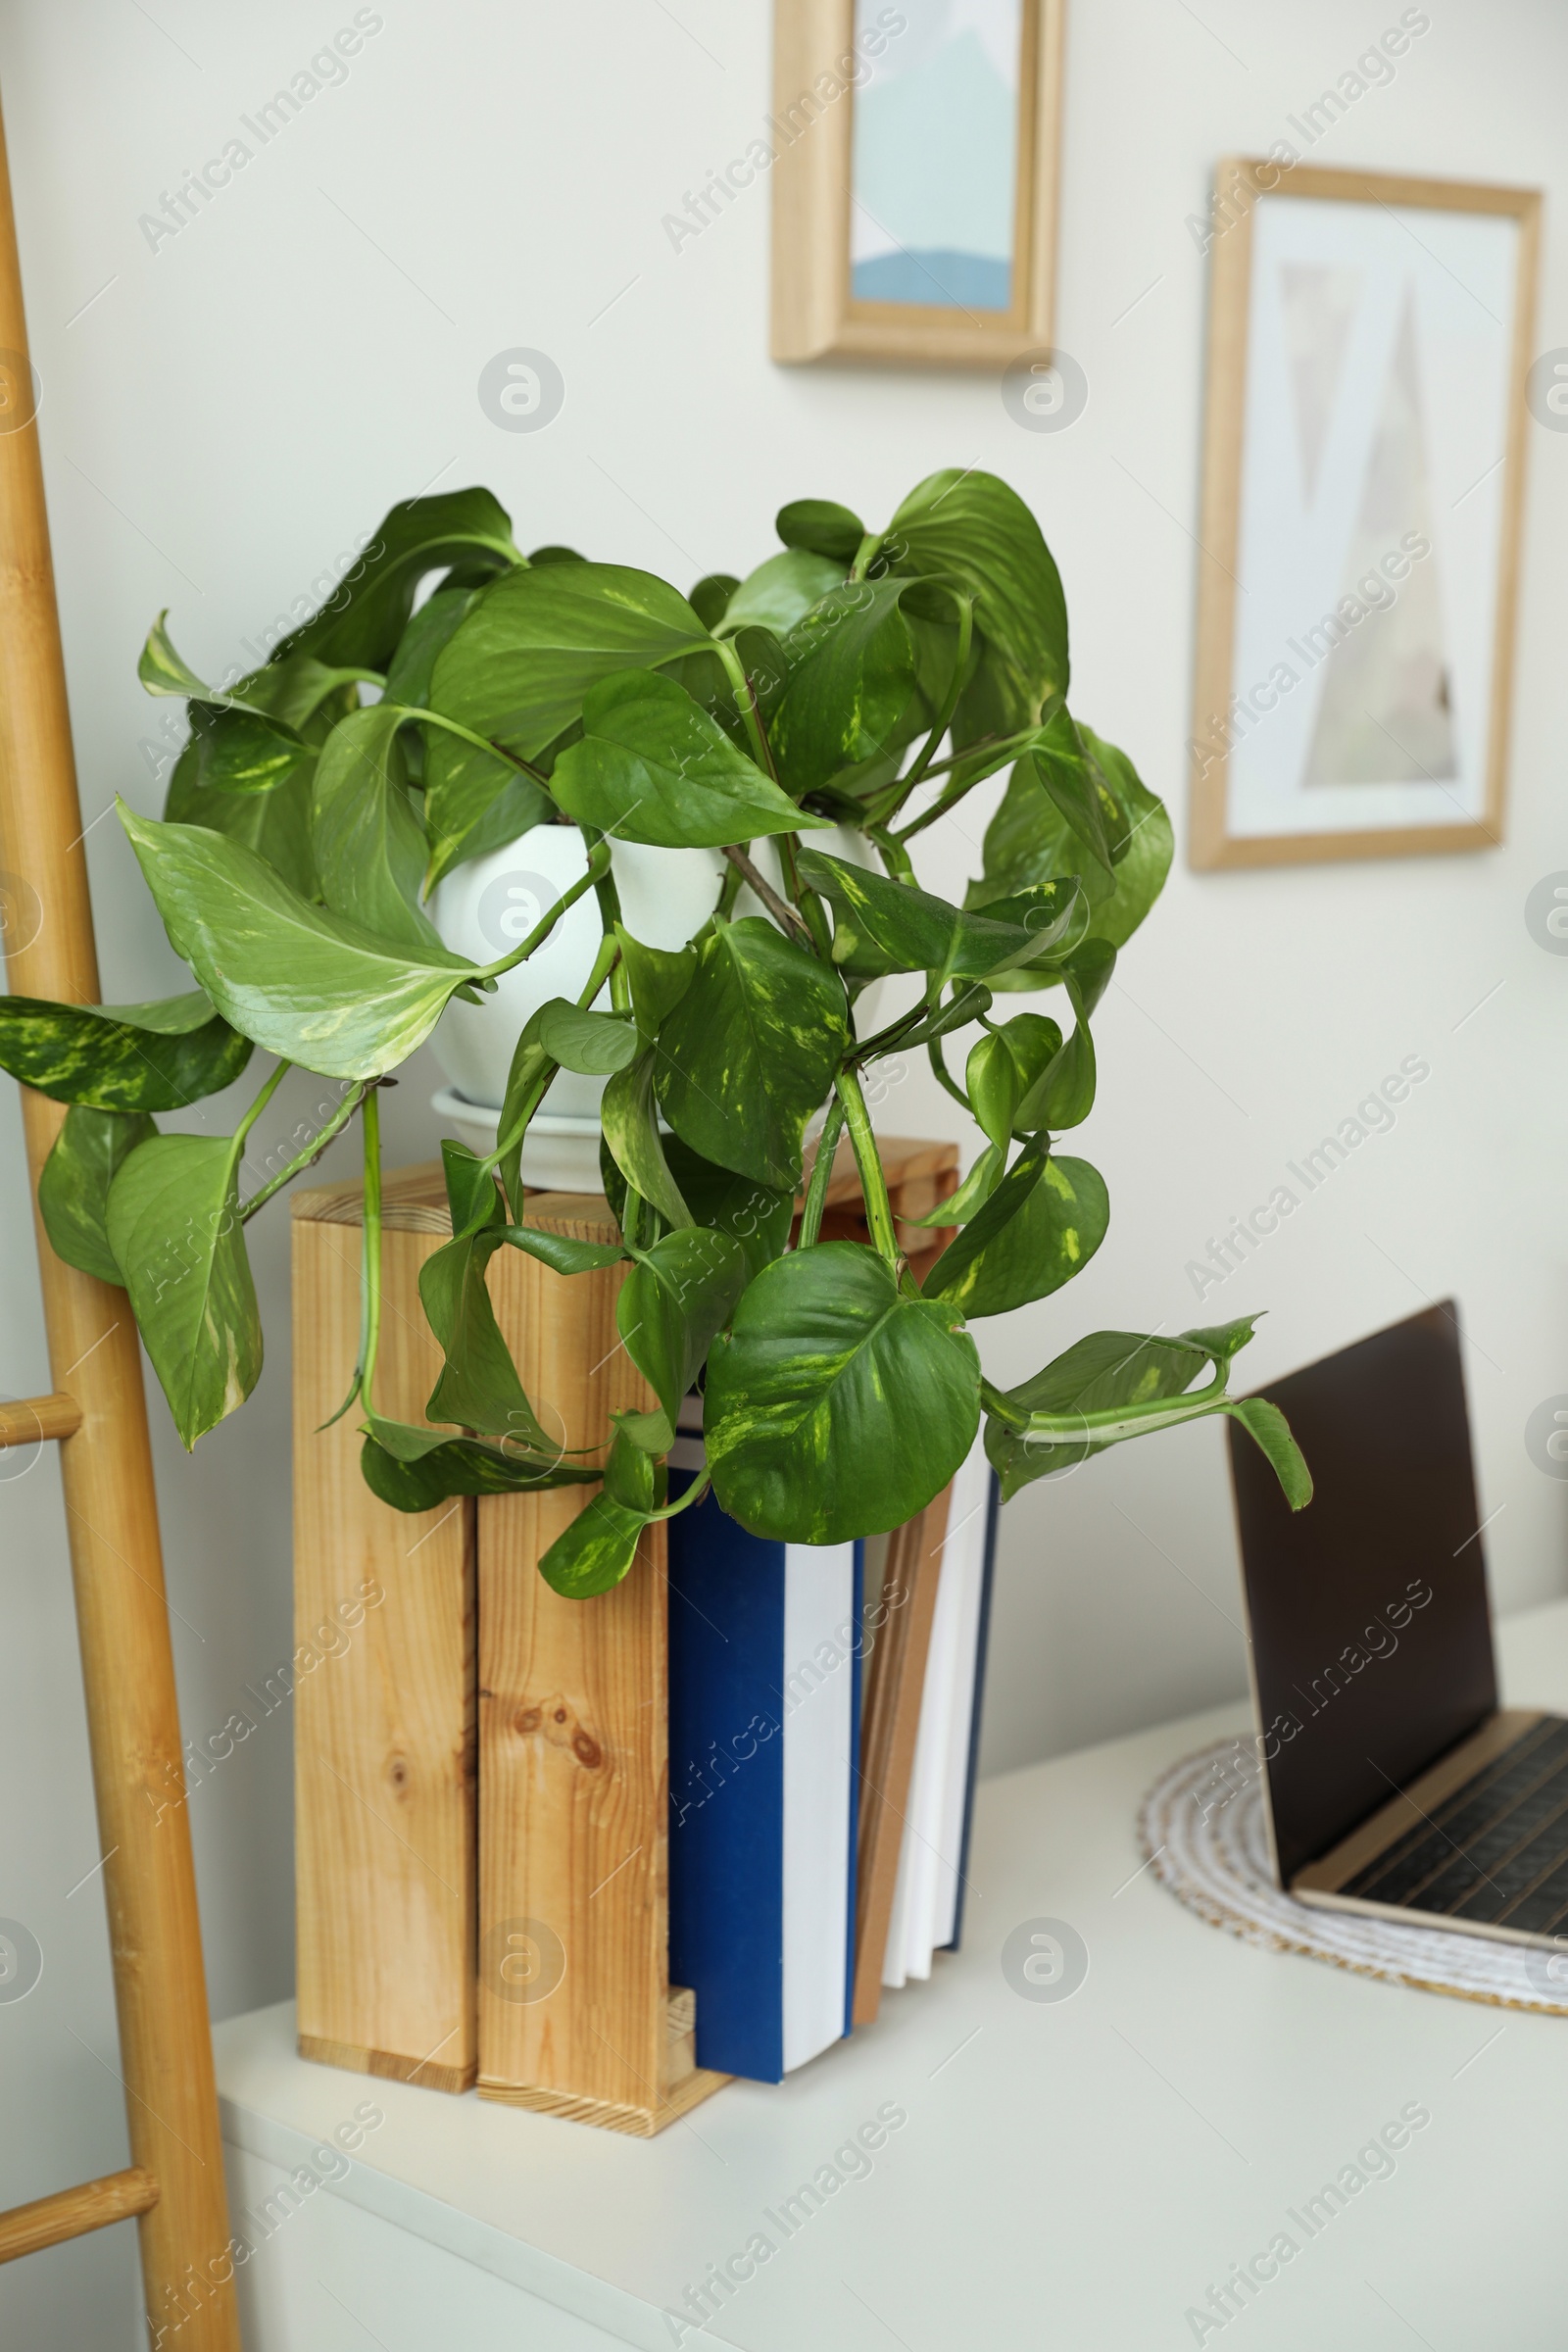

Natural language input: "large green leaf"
[601,1050,693,1230]
[423,739,552,890]
[139,614,346,798]
[419,1218,556,1450]
[884,469,1068,738]
[0,988,252,1111]
[769,579,922,794]
[705,1241,981,1542]
[427,561,710,766]
[106,1132,262,1448]
[384,583,483,710]
[616,1226,747,1437]
[166,736,318,900]
[120,805,476,1080]
[655,918,847,1191]
[188,706,311,796]
[661,1134,794,1278]
[550,670,823,848]
[717,550,845,639]
[973,728,1172,979]
[798,850,1081,995]
[272,489,520,670]
[38,1104,157,1284]
[1024,706,1129,874]
[311,705,444,952]
[922,1146,1108,1318]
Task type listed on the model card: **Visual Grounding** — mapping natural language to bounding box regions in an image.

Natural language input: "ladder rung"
[0,2165,159,2263]
[0,1391,79,1447]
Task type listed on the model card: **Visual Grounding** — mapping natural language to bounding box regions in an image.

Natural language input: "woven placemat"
[1138,1738,1568,2016]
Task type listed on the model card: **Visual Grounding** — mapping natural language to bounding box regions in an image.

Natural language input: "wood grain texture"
[0,91,240,2346]
[0,1390,80,1446]
[0,2168,159,2266]
[477,1193,728,2134]
[1189,157,1541,871]
[852,1482,954,2026]
[770,0,1065,368]
[293,1170,478,2093]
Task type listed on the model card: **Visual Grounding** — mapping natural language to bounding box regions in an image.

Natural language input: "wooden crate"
[477,1195,729,2135]
[292,1164,478,2093]
[291,1138,962,2127]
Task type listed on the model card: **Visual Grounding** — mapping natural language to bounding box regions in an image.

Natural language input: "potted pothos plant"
[0,471,1310,1595]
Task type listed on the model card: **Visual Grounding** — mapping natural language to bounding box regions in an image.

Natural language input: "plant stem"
[649,1470,710,1521]
[477,842,610,980]
[776,833,834,960]
[834,1064,900,1267]
[848,531,884,582]
[360,1086,383,1416]
[928,1034,970,1111]
[721,842,810,938]
[796,1095,846,1249]
[241,1079,367,1222]
[232,1055,291,1152]
[866,823,915,886]
[713,638,778,779]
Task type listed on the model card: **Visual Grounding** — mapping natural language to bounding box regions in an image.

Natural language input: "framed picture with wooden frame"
[1189,158,1540,871]
[770,0,1066,368]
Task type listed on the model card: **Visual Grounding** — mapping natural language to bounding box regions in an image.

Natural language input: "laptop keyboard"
[1342,1715,1568,1936]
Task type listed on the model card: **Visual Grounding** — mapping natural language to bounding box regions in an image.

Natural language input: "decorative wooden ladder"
[0,97,242,2351]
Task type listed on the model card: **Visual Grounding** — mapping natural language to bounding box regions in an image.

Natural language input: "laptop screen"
[1227,1304,1496,1885]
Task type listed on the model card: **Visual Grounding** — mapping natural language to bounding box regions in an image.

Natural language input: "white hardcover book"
[882,1436,996,1987]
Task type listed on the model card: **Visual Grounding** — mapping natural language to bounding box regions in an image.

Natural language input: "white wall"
[2,1,1565,2339]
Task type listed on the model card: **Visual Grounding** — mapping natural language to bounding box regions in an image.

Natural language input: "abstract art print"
[770,0,1064,367]
[1190,162,1540,868]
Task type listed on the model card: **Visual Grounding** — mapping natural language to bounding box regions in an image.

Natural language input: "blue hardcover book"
[667,1458,861,2084]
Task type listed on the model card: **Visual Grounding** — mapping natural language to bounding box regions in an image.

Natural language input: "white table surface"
[215,1599,1568,2351]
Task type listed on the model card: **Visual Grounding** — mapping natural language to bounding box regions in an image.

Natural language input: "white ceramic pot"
[427,822,885,1187]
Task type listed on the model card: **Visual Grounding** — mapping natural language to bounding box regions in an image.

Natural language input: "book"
[666,1444,861,2083]
[880,1436,999,1986]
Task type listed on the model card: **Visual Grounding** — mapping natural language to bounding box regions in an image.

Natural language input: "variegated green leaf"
[537,1492,649,1597]
[0,988,252,1111]
[655,918,847,1191]
[705,1240,981,1542]
[119,802,477,1080]
[922,1145,1108,1318]
[38,1105,157,1284]
[550,669,827,848]
[311,704,444,952]
[601,1050,693,1229]
[359,1412,598,1510]
[981,1315,1310,1506]
[105,1132,262,1448]
[616,1226,748,1438]
[798,850,1080,995]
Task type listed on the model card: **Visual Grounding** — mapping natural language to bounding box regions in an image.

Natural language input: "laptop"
[1227,1303,1568,1951]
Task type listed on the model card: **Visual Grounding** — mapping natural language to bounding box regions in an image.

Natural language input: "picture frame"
[1189,159,1541,871]
[769,0,1066,368]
